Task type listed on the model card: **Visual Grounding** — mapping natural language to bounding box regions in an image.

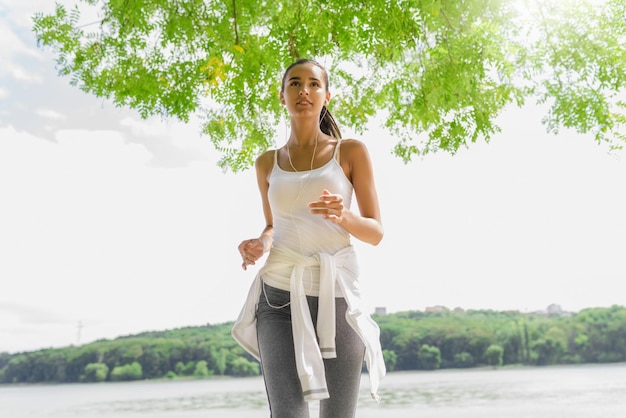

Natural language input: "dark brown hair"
[281,58,342,139]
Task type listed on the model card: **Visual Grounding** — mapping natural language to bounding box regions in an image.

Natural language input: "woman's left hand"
[308,189,346,224]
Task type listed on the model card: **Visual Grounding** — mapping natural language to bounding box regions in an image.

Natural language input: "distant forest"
[1,305,625,384]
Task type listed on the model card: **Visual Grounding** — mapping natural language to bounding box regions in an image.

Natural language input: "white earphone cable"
[263,109,327,308]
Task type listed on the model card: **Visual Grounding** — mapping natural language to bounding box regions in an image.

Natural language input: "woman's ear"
[324,91,331,106]
[279,91,285,105]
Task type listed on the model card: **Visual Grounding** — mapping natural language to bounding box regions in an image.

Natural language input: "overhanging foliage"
[32,0,626,171]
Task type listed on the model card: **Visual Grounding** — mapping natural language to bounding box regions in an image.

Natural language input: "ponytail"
[320,105,342,139]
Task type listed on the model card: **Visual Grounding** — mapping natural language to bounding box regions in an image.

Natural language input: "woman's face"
[280,63,331,118]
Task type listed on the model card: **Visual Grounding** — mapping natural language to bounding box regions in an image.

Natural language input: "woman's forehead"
[285,63,326,80]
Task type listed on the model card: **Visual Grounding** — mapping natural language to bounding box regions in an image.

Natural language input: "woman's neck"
[288,119,322,147]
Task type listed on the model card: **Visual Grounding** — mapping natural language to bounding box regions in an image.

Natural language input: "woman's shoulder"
[255,148,277,174]
[256,148,276,163]
[337,139,373,180]
[339,138,371,159]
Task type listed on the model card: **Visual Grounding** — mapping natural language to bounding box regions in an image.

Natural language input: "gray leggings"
[256,284,365,418]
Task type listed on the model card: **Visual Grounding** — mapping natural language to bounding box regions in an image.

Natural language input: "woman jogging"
[232,58,386,418]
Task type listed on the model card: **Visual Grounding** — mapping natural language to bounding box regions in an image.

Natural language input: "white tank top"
[263,140,354,293]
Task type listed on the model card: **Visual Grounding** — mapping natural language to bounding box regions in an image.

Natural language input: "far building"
[535,303,571,316]
[547,303,564,316]
[425,305,449,313]
[374,307,387,316]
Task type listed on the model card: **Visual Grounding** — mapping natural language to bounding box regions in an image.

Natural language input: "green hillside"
[2,305,624,384]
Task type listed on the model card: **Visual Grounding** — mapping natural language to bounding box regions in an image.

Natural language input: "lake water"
[1,363,625,417]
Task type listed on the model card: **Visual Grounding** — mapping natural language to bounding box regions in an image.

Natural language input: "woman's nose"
[299,87,309,95]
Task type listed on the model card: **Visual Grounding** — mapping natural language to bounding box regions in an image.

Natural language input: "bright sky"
[1,1,625,354]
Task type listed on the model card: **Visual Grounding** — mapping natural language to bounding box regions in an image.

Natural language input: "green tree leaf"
[32,0,626,171]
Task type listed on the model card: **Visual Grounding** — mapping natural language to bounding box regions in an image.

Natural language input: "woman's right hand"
[238,238,266,270]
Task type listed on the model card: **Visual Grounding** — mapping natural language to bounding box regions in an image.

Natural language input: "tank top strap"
[333,138,342,162]
[273,148,279,167]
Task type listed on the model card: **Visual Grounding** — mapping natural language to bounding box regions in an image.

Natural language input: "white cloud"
[0,24,43,81]
[120,117,165,137]
[10,66,44,83]
[35,108,66,120]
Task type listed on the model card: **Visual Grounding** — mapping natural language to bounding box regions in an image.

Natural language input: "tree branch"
[232,0,239,45]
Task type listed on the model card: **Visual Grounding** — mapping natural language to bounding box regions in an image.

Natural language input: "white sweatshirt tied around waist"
[231,245,386,402]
